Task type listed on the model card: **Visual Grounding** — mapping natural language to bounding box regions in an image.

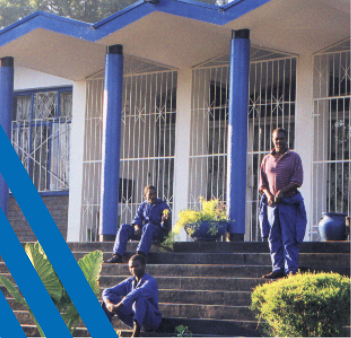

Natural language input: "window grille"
[190,51,296,241]
[81,63,176,242]
[312,39,351,240]
[12,88,72,192]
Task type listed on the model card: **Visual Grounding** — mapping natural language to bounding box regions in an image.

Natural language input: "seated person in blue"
[105,184,170,263]
[102,254,162,337]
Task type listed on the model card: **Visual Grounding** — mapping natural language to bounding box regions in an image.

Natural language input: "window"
[12,87,72,192]
[312,40,351,239]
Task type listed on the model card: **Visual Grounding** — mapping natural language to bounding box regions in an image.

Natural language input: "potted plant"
[173,197,229,241]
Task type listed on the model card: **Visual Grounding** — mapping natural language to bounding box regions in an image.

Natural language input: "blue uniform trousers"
[102,295,162,331]
[113,223,165,256]
[267,204,299,274]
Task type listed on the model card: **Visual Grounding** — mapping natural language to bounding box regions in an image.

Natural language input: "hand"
[266,192,275,206]
[107,302,123,314]
[161,210,170,221]
[134,225,141,237]
[274,190,284,203]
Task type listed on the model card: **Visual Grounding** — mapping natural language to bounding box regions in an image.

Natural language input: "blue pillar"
[99,45,123,241]
[0,57,14,217]
[227,30,250,241]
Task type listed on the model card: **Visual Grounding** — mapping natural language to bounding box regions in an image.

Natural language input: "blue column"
[99,45,123,241]
[227,30,250,241]
[0,57,14,216]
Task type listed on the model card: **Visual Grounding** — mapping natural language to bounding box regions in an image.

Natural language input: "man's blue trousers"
[267,204,299,274]
[113,223,165,256]
[102,295,161,331]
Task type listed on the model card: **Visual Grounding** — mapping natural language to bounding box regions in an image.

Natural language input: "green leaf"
[61,302,79,325]
[0,275,27,306]
[77,250,103,297]
[25,242,63,304]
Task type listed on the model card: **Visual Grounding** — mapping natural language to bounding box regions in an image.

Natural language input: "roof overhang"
[0,0,348,80]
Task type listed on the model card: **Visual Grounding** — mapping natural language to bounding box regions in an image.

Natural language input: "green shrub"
[251,272,350,337]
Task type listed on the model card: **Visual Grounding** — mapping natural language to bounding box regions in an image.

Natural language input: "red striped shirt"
[259,149,303,198]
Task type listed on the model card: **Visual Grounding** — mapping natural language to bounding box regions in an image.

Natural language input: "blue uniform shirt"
[102,273,161,312]
[131,198,170,229]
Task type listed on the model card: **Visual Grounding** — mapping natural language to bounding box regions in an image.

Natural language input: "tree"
[0,0,139,28]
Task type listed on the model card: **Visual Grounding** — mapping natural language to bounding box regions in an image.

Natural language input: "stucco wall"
[14,66,73,90]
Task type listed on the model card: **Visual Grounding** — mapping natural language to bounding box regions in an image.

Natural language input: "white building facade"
[3,0,350,242]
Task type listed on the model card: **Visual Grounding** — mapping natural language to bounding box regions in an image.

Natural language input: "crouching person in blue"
[105,185,170,263]
[102,254,162,337]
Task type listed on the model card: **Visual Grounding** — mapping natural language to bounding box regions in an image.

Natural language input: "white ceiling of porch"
[0,0,348,80]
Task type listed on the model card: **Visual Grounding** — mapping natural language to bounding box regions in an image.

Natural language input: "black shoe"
[104,254,123,264]
[136,251,146,257]
[262,270,285,279]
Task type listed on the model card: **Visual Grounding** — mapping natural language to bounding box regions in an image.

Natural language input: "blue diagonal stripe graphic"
[0,125,117,337]
[0,207,71,337]
[0,289,27,338]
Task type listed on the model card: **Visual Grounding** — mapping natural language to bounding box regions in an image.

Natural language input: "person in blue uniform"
[105,185,170,263]
[102,254,162,337]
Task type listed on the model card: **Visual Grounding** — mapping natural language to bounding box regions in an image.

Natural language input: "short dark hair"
[272,128,287,138]
[129,254,146,266]
[144,185,156,195]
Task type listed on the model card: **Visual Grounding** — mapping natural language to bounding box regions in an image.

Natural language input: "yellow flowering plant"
[173,197,228,236]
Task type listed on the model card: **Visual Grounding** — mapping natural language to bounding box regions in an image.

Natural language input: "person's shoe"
[262,270,285,279]
[131,320,141,337]
[104,254,123,264]
[136,251,146,257]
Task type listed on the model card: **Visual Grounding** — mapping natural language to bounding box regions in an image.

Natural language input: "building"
[0,0,349,243]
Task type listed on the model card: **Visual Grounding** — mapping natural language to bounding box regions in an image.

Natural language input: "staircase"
[1,241,350,337]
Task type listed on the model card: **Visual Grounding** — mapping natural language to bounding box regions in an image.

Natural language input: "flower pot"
[318,212,348,241]
[184,220,228,241]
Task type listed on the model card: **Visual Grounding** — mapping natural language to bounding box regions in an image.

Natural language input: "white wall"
[67,81,87,242]
[295,54,314,241]
[14,66,73,90]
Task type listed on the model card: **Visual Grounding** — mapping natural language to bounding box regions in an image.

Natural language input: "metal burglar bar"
[11,89,72,192]
[190,49,296,241]
[312,39,351,240]
[81,60,176,242]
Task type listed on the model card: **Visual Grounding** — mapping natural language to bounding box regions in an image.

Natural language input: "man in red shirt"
[259,128,307,279]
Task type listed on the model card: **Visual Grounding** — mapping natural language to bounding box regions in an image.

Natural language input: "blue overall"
[102,273,162,331]
[113,199,170,256]
[259,192,307,274]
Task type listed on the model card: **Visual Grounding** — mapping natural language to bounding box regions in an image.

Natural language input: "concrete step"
[66,241,350,254]
[158,317,261,337]
[14,307,260,337]
[1,261,348,278]
[72,252,350,267]
[159,303,255,321]
[21,324,90,337]
[13,301,256,326]
[99,275,268,291]
[6,286,252,308]
[101,263,272,278]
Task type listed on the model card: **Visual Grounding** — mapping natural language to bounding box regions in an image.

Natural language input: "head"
[272,128,287,153]
[144,185,157,204]
[129,254,146,279]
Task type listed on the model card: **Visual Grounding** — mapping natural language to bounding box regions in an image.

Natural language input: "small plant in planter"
[174,197,229,241]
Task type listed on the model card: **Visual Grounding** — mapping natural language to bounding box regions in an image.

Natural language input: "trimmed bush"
[251,272,350,337]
